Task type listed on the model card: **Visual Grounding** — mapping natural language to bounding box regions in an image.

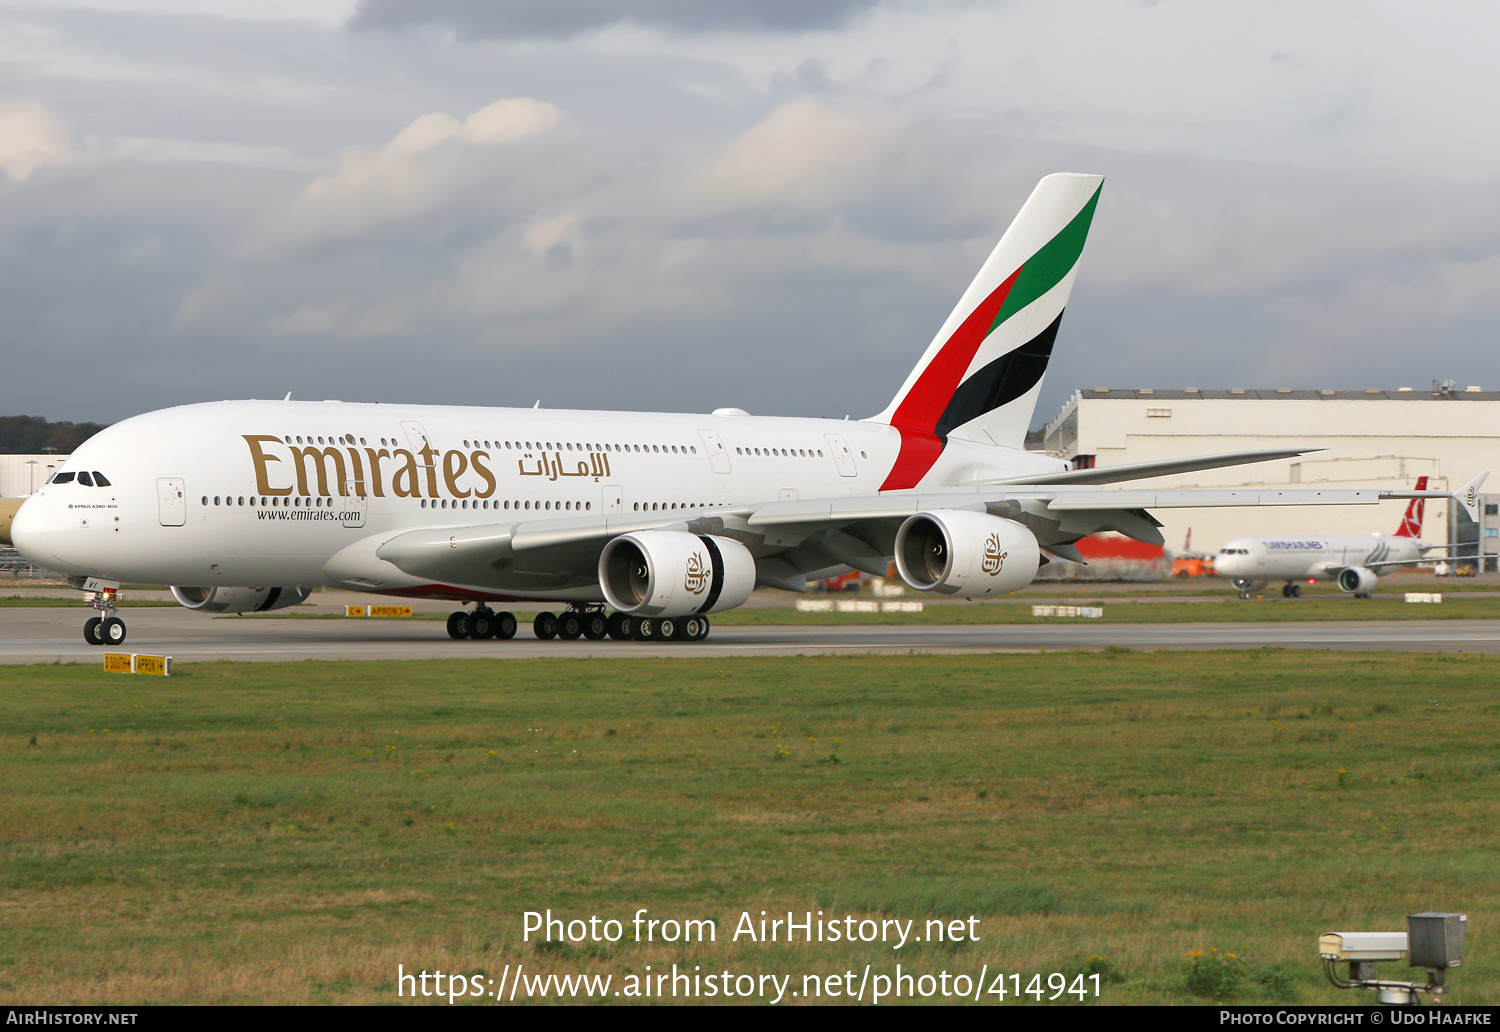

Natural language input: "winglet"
[1457,472,1489,522]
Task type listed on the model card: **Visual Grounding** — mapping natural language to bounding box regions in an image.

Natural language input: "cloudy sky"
[3,0,1499,427]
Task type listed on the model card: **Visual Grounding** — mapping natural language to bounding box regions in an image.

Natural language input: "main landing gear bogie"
[447,606,518,641]
[1281,583,1303,598]
[448,604,711,643]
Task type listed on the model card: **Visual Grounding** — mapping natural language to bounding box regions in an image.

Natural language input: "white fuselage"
[1214,534,1428,582]
[12,399,1067,601]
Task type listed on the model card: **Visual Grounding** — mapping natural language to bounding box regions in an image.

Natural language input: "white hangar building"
[0,454,67,498]
[1040,385,1500,568]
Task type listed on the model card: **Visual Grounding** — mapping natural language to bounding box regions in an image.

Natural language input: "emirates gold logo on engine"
[981,533,1007,576]
[684,553,710,594]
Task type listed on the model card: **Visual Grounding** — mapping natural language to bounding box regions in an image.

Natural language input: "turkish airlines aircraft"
[9,174,1477,646]
[1212,475,1480,598]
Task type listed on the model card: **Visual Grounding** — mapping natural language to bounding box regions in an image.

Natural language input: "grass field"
[0,652,1494,1006]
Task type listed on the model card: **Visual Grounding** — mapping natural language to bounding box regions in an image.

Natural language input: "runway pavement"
[2,606,1499,662]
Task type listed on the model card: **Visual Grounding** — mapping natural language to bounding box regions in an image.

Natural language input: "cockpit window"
[77,471,94,487]
[52,472,75,484]
[93,472,111,487]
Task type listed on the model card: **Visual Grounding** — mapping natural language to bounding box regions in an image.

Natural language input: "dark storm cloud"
[347,0,892,38]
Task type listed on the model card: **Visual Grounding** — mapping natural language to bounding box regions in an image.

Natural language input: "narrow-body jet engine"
[1337,567,1378,596]
[170,585,313,614]
[894,510,1041,597]
[599,531,756,617]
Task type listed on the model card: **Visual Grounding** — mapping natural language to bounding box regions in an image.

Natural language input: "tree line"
[0,416,108,454]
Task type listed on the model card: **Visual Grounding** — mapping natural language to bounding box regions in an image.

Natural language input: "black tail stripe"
[934,309,1064,438]
[698,535,725,614]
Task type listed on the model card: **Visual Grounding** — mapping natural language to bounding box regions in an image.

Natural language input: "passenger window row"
[207,495,338,508]
[632,502,722,512]
[285,434,365,446]
[422,498,593,512]
[736,446,822,459]
[275,433,705,457]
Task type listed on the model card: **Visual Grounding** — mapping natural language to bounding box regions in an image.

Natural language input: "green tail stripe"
[988,183,1101,334]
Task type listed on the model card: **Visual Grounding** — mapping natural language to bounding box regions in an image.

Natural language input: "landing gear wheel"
[607,613,632,640]
[631,617,654,642]
[469,610,495,640]
[557,612,584,640]
[534,611,559,640]
[692,616,710,641]
[682,616,706,642]
[493,612,518,640]
[1281,584,1292,598]
[84,617,103,646]
[446,611,471,640]
[582,613,609,640]
[100,617,127,646]
[653,617,678,642]
[1290,584,1302,598]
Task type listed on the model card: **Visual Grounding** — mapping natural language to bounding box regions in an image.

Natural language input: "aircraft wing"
[977,448,1315,486]
[368,479,1481,593]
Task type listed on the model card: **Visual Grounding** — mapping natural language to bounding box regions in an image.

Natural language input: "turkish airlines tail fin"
[1394,475,1429,537]
[871,174,1102,471]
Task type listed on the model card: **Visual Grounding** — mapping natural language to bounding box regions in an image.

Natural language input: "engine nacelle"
[599,531,755,616]
[1337,566,1378,596]
[894,510,1041,598]
[171,585,313,614]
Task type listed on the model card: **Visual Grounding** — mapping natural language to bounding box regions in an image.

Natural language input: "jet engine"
[599,531,756,617]
[1337,567,1378,596]
[894,510,1041,597]
[170,585,313,614]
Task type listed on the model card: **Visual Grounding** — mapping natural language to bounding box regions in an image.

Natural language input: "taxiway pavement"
[2,607,1498,662]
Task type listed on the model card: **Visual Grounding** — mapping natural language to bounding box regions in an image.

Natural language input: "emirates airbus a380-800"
[9,174,1478,646]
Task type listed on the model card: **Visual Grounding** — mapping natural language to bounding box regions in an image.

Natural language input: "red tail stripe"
[877,426,945,492]
[878,267,1022,492]
[889,265,1022,434]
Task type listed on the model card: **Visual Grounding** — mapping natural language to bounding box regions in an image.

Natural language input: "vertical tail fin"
[872,173,1102,490]
[1394,475,1429,537]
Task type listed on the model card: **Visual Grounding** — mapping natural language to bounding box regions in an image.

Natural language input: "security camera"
[1319,913,1465,1005]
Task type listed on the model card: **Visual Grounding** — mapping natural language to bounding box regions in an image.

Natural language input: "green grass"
[0,653,1496,1005]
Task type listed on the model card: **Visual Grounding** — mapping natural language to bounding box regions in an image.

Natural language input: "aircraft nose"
[10,495,87,574]
[9,496,46,555]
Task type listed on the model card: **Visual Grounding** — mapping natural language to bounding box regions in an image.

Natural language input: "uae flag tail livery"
[871,173,1103,491]
[1394,476,1429,537]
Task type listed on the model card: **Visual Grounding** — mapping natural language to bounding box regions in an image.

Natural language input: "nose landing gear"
[82,587,126,645]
